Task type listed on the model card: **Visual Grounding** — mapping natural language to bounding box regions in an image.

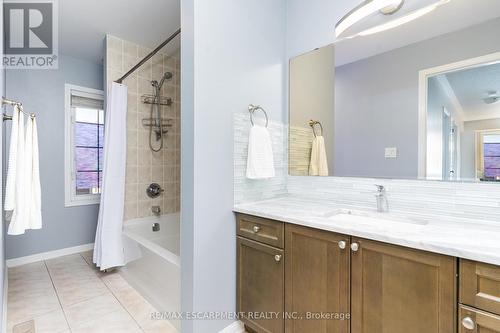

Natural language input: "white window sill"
[65,197,100,207]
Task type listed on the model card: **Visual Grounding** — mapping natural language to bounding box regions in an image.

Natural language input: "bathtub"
[121,213,180,331]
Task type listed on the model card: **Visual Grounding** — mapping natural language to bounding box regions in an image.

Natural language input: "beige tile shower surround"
[105,35,181,221]
[6,252,176,333]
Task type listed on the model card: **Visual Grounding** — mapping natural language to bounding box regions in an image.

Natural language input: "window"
[483,134,500,180]
[65,84,105,206]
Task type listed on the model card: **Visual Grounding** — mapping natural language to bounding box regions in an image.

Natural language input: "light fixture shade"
[335,0,449,39]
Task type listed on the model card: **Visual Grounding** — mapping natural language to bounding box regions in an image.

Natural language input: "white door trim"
[417,51,500,179]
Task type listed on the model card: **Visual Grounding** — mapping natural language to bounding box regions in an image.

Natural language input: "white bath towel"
[4,105,20,211]
[309,135,329,176]
[25,116,42,230]
[246,125,275,179]
[6,108,28,235]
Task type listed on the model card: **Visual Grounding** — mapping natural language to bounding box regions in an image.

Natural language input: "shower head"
[151,72,173,89]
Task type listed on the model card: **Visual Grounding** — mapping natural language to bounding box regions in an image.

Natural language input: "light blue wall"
[5,54,103,259]
[181,0,286,332]
[0,1,5,326]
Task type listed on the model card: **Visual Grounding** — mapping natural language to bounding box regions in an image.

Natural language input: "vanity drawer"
[459,305,500,332]
[236,214,284,248]
[460,259,500,316]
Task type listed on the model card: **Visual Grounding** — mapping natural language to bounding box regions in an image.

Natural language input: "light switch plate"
[385,147,398,159]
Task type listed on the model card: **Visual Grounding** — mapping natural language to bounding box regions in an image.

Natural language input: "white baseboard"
[2,268,7,333]
[219,321,245,333]
[6,243,94,268]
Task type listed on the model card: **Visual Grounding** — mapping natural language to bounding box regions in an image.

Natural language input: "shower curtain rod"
[115,28,181,84]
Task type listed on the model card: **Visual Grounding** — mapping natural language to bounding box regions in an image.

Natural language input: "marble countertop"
[234,195,500,266]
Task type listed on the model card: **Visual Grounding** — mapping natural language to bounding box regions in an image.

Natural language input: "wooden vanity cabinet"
[236,214,459,333]
[350,238,457,333]
[285,224,350,333]
[237,236,284,333]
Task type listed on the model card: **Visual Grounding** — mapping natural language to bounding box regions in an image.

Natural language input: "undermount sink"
[322,209,429,226]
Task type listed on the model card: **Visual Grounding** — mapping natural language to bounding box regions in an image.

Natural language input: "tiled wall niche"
[105,35,181,221]
[234,114,500,224]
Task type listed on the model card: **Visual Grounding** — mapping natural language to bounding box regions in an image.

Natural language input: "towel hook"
[309,120,323,137]
[248,104,269,128]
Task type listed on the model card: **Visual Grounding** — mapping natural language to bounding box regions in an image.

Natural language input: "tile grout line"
[79,253,147,332]
[43,260,73,333]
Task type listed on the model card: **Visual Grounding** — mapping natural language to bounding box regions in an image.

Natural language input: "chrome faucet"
[374,185,389,213]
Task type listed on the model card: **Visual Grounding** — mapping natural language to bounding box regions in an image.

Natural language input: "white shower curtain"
[94,82,128,270]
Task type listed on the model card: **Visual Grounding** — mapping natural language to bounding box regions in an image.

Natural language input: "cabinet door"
[237,236,284,333]
[459,305,500,333]
[285,224,350,333]
[351,238,456,333]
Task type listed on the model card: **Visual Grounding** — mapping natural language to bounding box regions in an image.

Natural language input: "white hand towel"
[246,125,275,179]
[26,116,42,230]
[7,110,28,235]
[309,135,329,176]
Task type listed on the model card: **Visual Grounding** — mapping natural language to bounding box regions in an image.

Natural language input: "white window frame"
[64,83,105,207]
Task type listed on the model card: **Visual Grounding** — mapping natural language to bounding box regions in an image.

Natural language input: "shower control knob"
[146,183,164,198]
[252,225,261,233]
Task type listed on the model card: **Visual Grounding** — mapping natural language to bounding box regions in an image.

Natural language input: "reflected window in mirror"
[477,131,500,181]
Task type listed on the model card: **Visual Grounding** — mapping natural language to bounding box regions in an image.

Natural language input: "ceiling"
[59,0,180,64]
[334,0,500,66]
[443,62,500,122]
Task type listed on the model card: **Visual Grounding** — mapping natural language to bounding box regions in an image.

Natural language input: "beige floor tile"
[7,274,61,327]
[116,288,157,326]
[46,254,109,306]
[63,293,122,327]
[52,277,109,307]
[80,250,93,265]
[142,319,179,333]
[70,308,142,333]
[7,252,166,333]
[101,272,131,293]
[8,308,68,333]
[31,309,69,333]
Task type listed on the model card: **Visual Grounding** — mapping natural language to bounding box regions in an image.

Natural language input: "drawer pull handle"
[274,254,282,262]
[461,317,475,330]
[252,225,261,233]
[338,241,347,250]
[351,243,360,252]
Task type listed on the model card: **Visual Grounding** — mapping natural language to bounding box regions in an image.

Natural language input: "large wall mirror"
[289,0,500,182]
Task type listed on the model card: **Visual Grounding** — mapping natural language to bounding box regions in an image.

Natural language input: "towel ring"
[309,120,323,137]
[248,104,269,128]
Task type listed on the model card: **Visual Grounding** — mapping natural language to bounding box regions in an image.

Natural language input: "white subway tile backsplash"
[233,114,500,224]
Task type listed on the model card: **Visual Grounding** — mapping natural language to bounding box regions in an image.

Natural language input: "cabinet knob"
[252,225,261,233]
[461,317,475,330]
[274,254,282,262]
[351,243,360,252]
[338,241,347,250]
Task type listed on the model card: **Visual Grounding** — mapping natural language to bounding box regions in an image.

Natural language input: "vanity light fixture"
[335,0,450,39]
